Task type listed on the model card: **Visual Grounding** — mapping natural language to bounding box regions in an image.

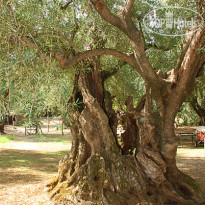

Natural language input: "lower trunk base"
[46,151,204,205]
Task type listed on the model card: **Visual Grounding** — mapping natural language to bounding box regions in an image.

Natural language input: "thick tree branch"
[89,0,162,88]
[90,0,139,41]
[55,48,142,74]
[124,0,135,15]
[189,97,205,118]
[135,94,146,113]
[166,29,205,117]
[176,35,194,71]
[60,0,73,10]
[102,69,119,81]
[90,0,125,32]
[178,28,205,83]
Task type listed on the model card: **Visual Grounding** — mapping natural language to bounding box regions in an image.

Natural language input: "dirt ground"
[0,124,71,205]
[0,125,205,204]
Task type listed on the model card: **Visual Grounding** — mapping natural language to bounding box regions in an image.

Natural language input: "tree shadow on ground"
[0,149,68,185]
[0,172,43,185]
[11,134,73,143]
[177,154,205,193]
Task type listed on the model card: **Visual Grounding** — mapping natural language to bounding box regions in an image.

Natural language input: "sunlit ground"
[0,125,204,204]
[176,147,205,192]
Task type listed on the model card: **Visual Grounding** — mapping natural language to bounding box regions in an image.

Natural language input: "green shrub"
[0,135,14,143]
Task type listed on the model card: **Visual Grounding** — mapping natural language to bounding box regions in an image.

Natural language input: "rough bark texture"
[46,67,205,205]
[2,0,204,203]
[45,1,205,204]
[0,124,4,134]
[118,96,141,155]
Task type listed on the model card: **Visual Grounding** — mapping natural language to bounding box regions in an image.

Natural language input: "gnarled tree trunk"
[45,1,205,204]
[46,65,204,204]
[1,0,204,203]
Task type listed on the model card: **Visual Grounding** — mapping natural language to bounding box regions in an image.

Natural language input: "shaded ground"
[0,149,63,205]
[177,148,205,192]
[0,125,204,204]
[176,126,205,192]
[0,124,71,205]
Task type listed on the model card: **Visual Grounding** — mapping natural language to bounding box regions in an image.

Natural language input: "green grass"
[0,150,61,174]
[55,139,66,143]
[0,135,14,143]
[44,151,68,156]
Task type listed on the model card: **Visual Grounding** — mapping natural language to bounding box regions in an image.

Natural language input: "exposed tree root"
[45,61,205,205]
[46,151,204,205]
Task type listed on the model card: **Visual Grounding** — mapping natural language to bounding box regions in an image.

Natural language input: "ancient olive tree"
[46,1,205,204]
[1,0,205,204]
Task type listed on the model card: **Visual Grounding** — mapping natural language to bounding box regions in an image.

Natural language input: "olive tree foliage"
[0,0,129,114]
[0,1,77,121]
[0,0,143,120]
[174,72,205,126]
[0,0,189,111]
[105,65,145,109]
[174,73,204,126]
[0,48,74,123]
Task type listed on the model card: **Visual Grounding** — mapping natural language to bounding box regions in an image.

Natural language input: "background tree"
[188,75,205,125]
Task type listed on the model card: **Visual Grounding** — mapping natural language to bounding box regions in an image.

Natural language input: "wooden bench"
[25,126,38,135]
[178,133,196,143]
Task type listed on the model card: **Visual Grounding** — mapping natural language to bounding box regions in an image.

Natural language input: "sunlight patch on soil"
[177,148,205,158]
[0,141,72,153]
[0,182,52,205]
[0,148,63,205]
[0,125,204,204]
[176,148,205,192]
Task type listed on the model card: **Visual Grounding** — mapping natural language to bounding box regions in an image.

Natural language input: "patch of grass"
[0,135,14,143]
[56,139,65,143]
[35,133,47,141]
[45,151,68,156]
[0,151,61,173]
[38,134,72,143]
